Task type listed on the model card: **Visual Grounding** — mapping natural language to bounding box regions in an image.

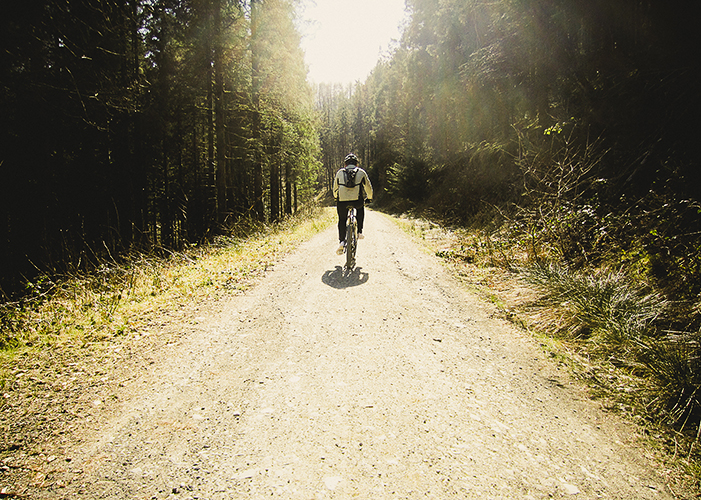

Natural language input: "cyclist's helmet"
[344,153,359,166]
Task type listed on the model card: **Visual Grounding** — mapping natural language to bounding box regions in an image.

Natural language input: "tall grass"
[523,262,701,430]
[0,205,334,354]
[638,333,701,431]
[524,263,666,350]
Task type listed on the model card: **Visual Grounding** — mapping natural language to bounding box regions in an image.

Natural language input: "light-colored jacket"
[333,166,374,202]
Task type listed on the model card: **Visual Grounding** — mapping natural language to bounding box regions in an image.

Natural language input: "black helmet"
[344,153,358,166]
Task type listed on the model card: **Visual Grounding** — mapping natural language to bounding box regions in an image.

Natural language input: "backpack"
[343,166,359,188]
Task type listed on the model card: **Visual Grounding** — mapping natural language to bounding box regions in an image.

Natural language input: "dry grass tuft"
[0,206,335,367]
[522,262,667,350]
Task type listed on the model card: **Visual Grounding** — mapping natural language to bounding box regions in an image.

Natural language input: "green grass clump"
[637,333,701,430]
[524,262,666,350]
[523,262,701,431]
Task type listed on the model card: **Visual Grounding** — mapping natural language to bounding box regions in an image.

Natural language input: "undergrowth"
[0,205,335,369]
[522,263,701,434]
[522,263,667,353]
[395,212,701,493]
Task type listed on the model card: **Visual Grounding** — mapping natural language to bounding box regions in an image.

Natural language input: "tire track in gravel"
[41,210,671,499]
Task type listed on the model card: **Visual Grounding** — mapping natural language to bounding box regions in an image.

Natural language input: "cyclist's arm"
[363,171,374,201]
[332,171,340,200]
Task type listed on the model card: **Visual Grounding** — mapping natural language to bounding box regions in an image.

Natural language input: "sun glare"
[297,0,408,86]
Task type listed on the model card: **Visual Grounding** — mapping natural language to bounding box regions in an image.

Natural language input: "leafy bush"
[513,123,610,266]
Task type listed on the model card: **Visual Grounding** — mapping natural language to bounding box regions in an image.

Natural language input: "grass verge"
[392,212,701,498]
[0,205,335,494]
[0,206,334,358]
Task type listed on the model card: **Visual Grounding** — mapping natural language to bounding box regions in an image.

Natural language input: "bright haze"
[296,0,408,86]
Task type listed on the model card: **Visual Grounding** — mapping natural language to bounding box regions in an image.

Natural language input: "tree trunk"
[285,161,292,215]
[251,0,265,221]
[213,0,227,224]
[269,125,280,222]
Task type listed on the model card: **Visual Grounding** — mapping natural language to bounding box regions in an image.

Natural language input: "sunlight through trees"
[0,0,320,294]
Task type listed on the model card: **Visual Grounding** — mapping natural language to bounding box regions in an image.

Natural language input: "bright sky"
[296,0,408,86]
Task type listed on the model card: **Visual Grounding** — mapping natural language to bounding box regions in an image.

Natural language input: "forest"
[320,0,701,267]
[2,0,701,433]
[316,0,701,430]
[322,0,701,274]
[0,0,320,297]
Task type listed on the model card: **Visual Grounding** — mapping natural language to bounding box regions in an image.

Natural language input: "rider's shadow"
[321,266,369,289]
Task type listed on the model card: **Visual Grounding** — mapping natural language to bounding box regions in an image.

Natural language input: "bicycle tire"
[345,211,358,270]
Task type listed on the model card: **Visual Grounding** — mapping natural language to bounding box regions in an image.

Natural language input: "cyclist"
[333,153,373,255]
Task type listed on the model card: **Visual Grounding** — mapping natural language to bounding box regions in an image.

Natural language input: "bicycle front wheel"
[345,219,357,269]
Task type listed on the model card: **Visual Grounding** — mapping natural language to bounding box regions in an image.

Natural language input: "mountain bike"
[344,206,358,270]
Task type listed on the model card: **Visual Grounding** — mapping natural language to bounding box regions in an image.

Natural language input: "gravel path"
[41,210,671,499]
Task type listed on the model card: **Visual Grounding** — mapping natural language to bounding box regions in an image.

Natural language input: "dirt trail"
[37,210,671,499]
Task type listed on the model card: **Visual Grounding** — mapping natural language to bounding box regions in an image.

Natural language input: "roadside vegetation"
[395,200,701,494]
[0,204,333,362]
[0,205,334,482]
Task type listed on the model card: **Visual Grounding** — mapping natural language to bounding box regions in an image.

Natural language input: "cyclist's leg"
[337,201,348,242]
[336,202,348,255]
[355,201,365,236]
